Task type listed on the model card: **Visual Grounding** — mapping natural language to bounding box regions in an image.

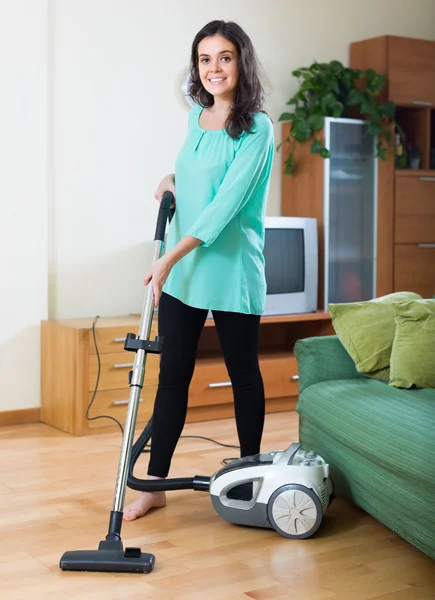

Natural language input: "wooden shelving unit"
[349,35,435,300]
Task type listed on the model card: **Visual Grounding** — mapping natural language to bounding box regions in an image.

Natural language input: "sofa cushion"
[390,298,435,389]
[328,291,421,381]
[296,378,435,488]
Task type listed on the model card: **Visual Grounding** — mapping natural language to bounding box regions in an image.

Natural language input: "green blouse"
[163,103,274,314]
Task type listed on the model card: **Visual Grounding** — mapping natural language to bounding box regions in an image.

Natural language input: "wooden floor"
[0,411,434,600]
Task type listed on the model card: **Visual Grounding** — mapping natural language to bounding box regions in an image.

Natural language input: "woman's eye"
[201,58,209,64]
[221,56,230,62]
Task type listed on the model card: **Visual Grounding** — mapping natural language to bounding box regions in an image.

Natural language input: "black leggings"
[147,292,265,478]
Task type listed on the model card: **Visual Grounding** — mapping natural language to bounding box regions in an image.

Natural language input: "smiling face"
[197,34,239,103]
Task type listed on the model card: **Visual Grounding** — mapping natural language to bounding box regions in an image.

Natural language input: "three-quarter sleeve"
[186,114,274,247]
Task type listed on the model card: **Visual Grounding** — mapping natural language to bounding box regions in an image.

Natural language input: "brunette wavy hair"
[188,20,268,139]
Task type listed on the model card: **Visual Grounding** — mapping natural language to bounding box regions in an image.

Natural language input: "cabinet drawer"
[88,352,160,391]
[87,387,157,409]
[86,389,154,429]
[395,176,435,244]
[388,37,435,105]
[188,355,299,408]
[88,323,158,354]
[394,244,435,298]
[263,355,299,398]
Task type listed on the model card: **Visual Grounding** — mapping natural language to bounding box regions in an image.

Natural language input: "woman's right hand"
[154,174,176,207]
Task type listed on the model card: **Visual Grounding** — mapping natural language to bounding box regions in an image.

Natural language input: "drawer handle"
[113,363,134,369]
[112,399,144,406]
[419,177,435,182]
[411,100,433,106]
[114,337,126,343]
[208,381,232,389]
[419,244,435,248]
[290,375,299,381]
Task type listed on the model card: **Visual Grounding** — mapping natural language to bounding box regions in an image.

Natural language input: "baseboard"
[0,408,41,427]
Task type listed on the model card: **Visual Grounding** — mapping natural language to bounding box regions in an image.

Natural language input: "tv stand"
[41,311,333,436]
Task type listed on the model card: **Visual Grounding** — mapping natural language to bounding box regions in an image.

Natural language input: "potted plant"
[278,60,397,175]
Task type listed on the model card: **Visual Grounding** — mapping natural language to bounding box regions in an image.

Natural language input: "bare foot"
[123,476,166,521]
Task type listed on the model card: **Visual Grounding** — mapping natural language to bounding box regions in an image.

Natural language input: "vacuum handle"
[154,191,175,242]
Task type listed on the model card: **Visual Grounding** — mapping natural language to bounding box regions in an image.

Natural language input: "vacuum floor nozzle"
[60,540,155,574]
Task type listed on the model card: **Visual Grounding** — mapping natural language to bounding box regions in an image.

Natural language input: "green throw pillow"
[328,291,422,381]
[389,299,435,389]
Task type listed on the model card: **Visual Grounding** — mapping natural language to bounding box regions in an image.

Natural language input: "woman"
[124,20,274,521]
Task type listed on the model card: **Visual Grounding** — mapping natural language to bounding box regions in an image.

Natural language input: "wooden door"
[388,37,435,106]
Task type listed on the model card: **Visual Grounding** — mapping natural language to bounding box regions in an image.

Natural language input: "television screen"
[263,228,305,294]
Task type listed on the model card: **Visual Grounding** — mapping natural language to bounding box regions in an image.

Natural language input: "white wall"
[0,0,48,411]
[1,0,435,412]
[51,0,435,321]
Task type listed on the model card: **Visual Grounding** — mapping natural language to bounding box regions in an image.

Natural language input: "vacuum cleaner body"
[210,442,332,539]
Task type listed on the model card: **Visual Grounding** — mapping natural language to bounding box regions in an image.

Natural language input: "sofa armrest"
[294,335,366,394]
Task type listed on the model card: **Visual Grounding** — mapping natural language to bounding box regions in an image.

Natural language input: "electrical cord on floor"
[86,315,240,463]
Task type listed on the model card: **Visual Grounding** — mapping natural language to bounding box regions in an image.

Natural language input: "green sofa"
[294,335,435,559]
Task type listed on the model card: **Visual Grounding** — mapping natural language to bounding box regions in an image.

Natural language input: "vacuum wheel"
[267,484,323,539]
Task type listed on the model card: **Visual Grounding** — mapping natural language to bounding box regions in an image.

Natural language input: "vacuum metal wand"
[112,239,162,514]
[59,191,175,574]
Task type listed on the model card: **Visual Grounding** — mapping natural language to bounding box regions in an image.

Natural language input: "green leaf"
[347,88,365,106]
[307,113,324,130]
[360,100,376,116]
[332,102,343,118]
[320,148,330,159]
[380,100,395,118]
[295,107,308,118]
[368,123,383,136]
[329,60,344,71]
[310,138,323,154]
[291,120,312,142]
[330,79,340,94]
[278,112,295,122]
[321,92,336,112]
[284,153,296,175]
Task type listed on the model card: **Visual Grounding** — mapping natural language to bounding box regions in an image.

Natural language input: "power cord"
[86,315,240,463]
[86,316,124,434]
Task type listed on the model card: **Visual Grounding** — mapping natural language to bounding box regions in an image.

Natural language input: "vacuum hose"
[125,192,210,494]
[127,417,211,492]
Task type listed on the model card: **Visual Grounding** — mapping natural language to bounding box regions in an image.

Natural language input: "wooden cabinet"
[351,36,435,171]
[393,172,435,299]
[41,312,334,436]
[395,175,435,243]
[41,316,157,436]
[388,37,435,106]
[394,244,435,299]
[350,35,435,107]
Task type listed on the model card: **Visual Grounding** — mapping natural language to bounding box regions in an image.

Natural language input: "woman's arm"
[144,235,202,307]
[186,114,274,247]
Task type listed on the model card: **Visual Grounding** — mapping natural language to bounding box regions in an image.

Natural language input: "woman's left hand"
[144,256,172,308]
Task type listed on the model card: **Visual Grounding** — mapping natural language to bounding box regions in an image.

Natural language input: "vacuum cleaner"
[60,191,333,575]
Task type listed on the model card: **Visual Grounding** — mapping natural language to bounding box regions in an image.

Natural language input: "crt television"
[263,216,318,316]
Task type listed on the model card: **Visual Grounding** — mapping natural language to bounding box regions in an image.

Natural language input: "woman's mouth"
[208,77,227,85]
